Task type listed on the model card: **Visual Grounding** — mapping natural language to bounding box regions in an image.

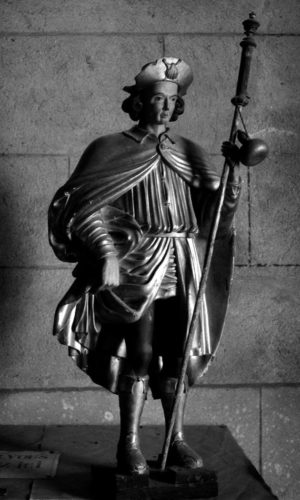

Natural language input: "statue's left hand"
[221,141,240,183]
[221,141,240,168]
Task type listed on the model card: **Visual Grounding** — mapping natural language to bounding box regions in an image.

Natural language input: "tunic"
[105,128,200,298]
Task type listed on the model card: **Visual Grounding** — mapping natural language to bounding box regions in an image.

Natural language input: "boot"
[116,374,149,475]
[160,377,203,469]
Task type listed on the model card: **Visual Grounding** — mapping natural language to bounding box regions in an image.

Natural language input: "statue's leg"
[124,304,154,377]
[117,305,154,475]
[117,374,149,475]
[159,376,203,469]
[154,298,203,468]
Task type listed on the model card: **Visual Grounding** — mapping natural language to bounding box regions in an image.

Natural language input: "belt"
[145,232,197,238]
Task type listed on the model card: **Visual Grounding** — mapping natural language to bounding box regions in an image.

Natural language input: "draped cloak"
[48,127,240,395]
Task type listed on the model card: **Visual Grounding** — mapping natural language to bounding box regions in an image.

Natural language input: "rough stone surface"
[0,0,299,34]
[166,36,300,155]
[1,36,299,156]
[262,387,300,500]
[251,154,300,264]
[0,387,259,468]
[0,426,44,450]
[185,387,260,468]
[0,269,92,389]
[203,267,300,384]
[0,36,162,155]
[234,165,249,265]
[0,155,69,267]
[248,37,300,157]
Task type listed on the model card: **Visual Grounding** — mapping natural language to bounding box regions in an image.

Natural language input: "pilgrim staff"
[160,12,268,471]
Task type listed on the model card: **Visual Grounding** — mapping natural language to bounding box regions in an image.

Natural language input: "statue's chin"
[158,117,170,125]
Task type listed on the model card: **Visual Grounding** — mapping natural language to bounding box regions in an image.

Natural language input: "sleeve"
[217,178,242,237]
[71,211,117,261]
[195,177,242,239]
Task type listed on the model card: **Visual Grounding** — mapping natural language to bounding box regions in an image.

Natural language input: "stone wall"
[0,1,299,498]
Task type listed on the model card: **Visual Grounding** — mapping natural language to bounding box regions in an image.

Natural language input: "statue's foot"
[117,435,148,475]
[167,434,203,469]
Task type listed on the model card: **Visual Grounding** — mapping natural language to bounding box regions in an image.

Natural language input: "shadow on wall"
[0,156,37,383]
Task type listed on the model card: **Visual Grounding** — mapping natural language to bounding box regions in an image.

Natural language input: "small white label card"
[0,451,60,478]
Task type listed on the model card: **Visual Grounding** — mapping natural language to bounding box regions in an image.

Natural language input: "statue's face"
[142,81,178,125]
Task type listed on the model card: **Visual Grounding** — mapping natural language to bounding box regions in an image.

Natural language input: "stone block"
[235,168,249,265]
[248,37,300,157]
[250,154,300,264]
[0,268,93,389]
[0,0,299,34]
[166,36,300,156]
[137,384,259,468]
[175,386,260,468]
[262,387,300,500]
[0,155,69,267]
[0,387,260,469]
[1,34,299,157]
[0,36,162,155]
[203,267,300,384]
[0,390,117,425]
[0,426,44,450]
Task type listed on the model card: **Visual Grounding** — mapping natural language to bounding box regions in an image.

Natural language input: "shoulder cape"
[48,130,220,262]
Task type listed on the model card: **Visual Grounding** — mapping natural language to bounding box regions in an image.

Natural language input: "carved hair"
[122,91,185,122]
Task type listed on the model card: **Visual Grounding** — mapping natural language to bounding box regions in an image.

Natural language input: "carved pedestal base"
[92,464,217,499]
[90,425,278,500]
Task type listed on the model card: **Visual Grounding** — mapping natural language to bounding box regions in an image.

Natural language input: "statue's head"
[122,57,193,124]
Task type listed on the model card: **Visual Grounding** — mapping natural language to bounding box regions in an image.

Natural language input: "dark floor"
[0,425,278,499]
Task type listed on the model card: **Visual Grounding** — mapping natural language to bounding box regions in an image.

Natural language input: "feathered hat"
[123,57,193,96]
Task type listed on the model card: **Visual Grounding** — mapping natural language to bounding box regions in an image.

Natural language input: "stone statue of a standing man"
[48,57,241,475]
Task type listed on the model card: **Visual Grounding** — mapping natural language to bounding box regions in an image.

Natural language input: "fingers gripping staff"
[159,12,268,471]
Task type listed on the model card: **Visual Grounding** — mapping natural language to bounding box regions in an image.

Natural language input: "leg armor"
[116,374,149,475]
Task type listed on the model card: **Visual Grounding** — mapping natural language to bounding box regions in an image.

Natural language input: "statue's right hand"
[99,255,120,289]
